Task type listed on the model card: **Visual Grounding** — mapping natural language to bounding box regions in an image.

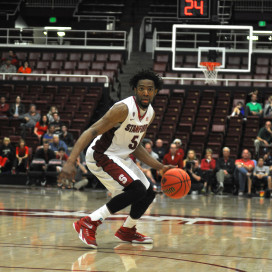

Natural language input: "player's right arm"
[59,103,128,179]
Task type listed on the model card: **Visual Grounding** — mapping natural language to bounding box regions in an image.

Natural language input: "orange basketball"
[161,168,191,199]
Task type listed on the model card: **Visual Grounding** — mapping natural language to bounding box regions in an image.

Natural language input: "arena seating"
[0,83,104,157]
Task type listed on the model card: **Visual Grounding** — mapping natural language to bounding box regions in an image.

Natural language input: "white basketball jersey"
[90,96,154,159]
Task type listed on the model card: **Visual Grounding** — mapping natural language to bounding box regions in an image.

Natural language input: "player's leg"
[115,159,156,244]
[74,154,149,248]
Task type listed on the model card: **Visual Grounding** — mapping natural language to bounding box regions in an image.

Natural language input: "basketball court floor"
[0,186,271,272]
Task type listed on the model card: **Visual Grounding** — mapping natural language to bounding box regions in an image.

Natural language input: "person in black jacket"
[0,137,15,172]
[185,159,204,194]
[215,147,235,195]
[34,142,56,164]
[9,96,25,118]
[60,125,74,152]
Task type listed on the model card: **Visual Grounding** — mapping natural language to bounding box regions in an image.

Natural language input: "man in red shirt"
[0,97,9,117]
[163,143,183,168]
[234,149,255,196]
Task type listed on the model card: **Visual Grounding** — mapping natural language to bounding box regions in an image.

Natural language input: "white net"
[200,62,220,85]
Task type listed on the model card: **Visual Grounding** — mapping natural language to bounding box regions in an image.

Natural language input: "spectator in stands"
[200,148,216,195]
[6,50,19,66]
[152,139,165,162]
[183,149,196,168]
[12,139,29,174]
[234,149,255,196]
[215,147,235,195]
[163,143,183,168]
[185,159,204,194]
[73,156,89,190]
[56,147,68,162]
[263,96,272,117]
[60,125,74,152]
[263,150,272,166]
[254,121,272,157]
[50,112,63,135]
[9,96,25,118]
[34,115,49,143]
[252,157,272,198]
[245,93,263,117]
[17,61,32,74]
[20,104,41,138]
[0,96,9,116]
[229,101,245,118]
[136,142,159,189]
[0,137,15,173]
[43,124,55,143]
[0,59,17,73]
[173,138,184,159]
[50,134,68,154]
[47,106,58,123]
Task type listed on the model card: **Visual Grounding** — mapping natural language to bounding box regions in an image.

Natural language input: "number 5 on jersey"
[128,135,139,150]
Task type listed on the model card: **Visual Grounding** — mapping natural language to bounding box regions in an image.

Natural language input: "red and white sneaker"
[115,226,153,244]
[73,216,102,248]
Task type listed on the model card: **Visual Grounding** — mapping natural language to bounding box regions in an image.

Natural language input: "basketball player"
[60,70,174,248]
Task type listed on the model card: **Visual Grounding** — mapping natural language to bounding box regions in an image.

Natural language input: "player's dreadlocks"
[129,70,163,91]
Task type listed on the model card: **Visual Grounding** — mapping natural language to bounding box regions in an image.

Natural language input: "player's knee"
[125,179,147,197]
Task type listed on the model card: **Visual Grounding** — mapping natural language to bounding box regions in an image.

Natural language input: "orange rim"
[200,62,221,71]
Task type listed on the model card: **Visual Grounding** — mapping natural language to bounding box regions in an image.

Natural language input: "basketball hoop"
[200,62,221,85]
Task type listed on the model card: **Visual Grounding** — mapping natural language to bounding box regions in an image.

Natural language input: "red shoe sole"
[73,222,98,249]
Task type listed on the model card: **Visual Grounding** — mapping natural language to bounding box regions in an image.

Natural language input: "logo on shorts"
[119,174,128,184]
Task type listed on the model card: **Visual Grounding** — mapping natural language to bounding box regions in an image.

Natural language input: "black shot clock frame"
[177,0,211,20]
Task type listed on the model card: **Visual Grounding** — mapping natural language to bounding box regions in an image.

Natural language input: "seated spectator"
[185,159,204,194]
[50,134,68,154]
[17,61,32,74]
[263,95,272,117]
[34,115,49,143]
[0,96,9,117]
[12,139,29,174]
[30,142,56,186]
[254,121,272,157]
[4,50,19,66]
[60,125,74,152]
[153,138,166,162]
[20,104,41,138]
[73,156,89,190]
[56,147,68,162]
[163,143,183,168]
[0,59,16,73]
[173,138,184,159]
[0,137,15,173]
[229,101,245,118]
[263,150,272,166]
[183,149,196,168]
[43,125,55,143]
[200,148,216,195]
[50,112,63,135]
[9,96,25,118]
[136,142,159,189]
[47,106,58,123]
[252,157,272,198]
[245,93,263,117]
[215,147,235,195]
[234,149,255,196]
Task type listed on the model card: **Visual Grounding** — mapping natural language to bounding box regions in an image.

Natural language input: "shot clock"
[177,0,210,20]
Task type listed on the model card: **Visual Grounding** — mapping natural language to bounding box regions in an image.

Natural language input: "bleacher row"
[154,53,272,87]
[1,51,125,83]
[0,83,103,151]
[146,88,272,160]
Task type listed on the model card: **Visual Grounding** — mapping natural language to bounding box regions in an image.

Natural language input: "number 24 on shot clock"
[178,0,210,19]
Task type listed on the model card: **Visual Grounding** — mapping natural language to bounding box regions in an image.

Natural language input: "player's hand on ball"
[159,164,177,176]
[59,161,76,181]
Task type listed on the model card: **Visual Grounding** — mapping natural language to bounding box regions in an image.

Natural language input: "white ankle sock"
[123,216,138,228]
[89,205,111,221]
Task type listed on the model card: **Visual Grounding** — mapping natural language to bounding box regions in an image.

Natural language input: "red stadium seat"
[55,53,68,61]
[96,53,108,61]
[42,52,54,61]
[82,53,95,62]
[69,53,81,61]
